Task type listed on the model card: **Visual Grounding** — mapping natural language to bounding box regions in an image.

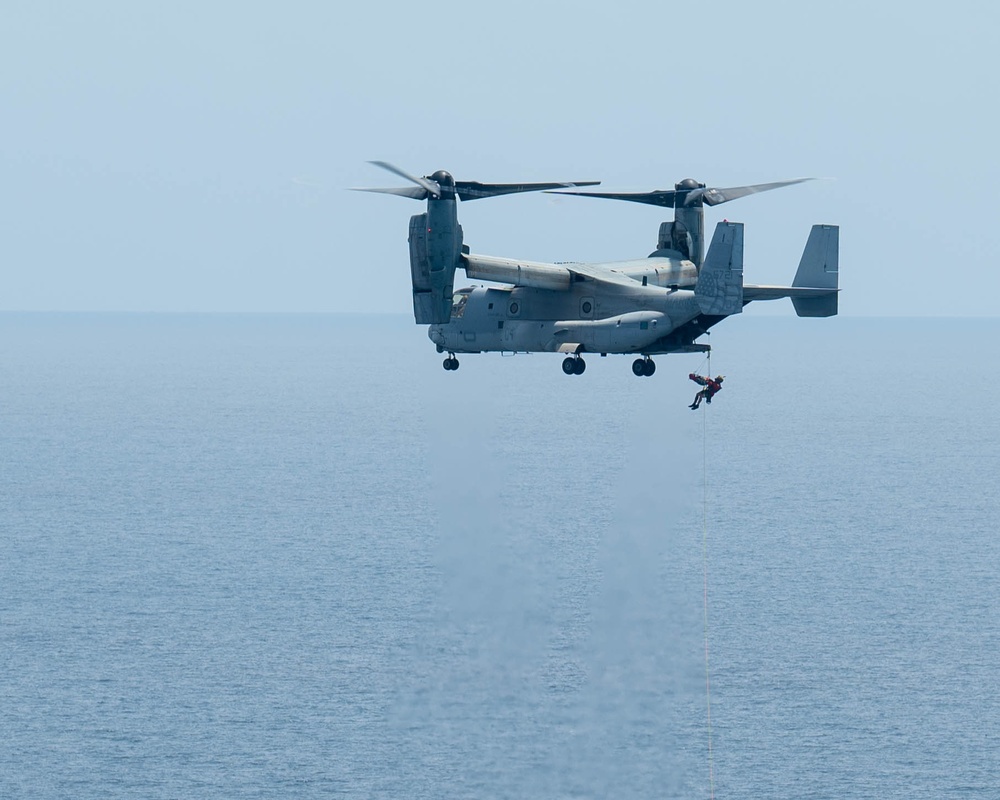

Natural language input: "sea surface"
[1,313,998,799]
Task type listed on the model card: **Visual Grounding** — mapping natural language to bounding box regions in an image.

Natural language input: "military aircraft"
[355,162,838,376]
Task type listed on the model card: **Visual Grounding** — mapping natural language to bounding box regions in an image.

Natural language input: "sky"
[2,0,998,316]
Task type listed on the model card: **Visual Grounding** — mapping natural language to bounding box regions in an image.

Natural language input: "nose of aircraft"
[427,326,445,346]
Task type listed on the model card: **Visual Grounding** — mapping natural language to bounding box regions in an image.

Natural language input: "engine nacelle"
[409,200,463,324]
[463,254,572,291]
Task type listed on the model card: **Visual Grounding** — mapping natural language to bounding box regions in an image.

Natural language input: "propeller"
[546,177,815,208]
[352,161,600,202]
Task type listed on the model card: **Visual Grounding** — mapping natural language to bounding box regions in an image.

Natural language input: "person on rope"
[689,374,724,409]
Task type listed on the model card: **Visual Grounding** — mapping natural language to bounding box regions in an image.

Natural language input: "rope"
[702,349,716,800]
[697,351,712,378]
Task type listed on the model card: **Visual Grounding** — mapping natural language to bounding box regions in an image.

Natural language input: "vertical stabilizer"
[792,225,839,317]
[696,222,744,316]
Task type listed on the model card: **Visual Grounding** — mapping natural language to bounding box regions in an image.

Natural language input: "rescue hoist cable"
[702,349,716,800]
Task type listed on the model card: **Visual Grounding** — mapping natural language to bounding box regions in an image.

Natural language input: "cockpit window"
[451,292,469,319]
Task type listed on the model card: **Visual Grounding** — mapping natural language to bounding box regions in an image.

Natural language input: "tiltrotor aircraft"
[356,161,838,376]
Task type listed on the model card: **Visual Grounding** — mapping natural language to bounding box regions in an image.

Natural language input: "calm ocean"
[2,313,998,798]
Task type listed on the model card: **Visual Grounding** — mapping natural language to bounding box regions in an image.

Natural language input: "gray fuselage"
[428,283,704,356]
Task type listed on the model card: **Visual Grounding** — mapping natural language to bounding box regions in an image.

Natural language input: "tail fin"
[696,221,744,316]
[791,225,839,317]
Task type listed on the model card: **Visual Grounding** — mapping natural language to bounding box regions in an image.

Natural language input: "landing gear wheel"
[443,356,459,371]
[573,357,586,375]
[562,357,577,375]
[632,357,655,376]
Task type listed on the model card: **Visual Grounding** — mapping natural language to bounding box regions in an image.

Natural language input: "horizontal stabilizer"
[744,285,840,300]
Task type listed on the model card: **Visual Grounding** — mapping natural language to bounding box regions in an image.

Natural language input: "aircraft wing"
[562,261,644,288]
[464,254,642,290]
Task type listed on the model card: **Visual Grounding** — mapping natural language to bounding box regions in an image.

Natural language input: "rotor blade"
[368,160,441,198]
[544,189,679,208]
[699,178,815,206]
[349,186,429,200]
[456,180,600,202]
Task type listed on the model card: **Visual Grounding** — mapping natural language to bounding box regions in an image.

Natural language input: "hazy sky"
[3,1,998,315]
